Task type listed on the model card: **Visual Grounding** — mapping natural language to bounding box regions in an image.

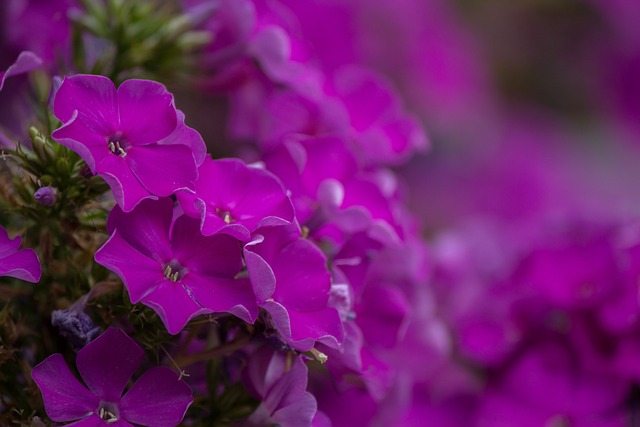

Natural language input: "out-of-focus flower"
[0,225,41,283]
[330,66,428,167]
[51,293,101,352]
[95,198,257,334]
[243,347,318,427]
[476,343,629,427]
[0,51,42,92]
[4,0,76,65]
[177,157,294,240]
[32,328,193,426]
[51,74,204,212]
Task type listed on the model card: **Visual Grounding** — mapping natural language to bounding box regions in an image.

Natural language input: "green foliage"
[71,0,211,84]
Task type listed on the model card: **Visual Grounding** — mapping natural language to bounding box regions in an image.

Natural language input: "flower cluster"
[0,0,429,426]
[2,0,637,426]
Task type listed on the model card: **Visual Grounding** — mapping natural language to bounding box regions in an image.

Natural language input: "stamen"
[98,406,118,422]
[215,208,234,224]
[163,263,184,282]
[107,134,127,157]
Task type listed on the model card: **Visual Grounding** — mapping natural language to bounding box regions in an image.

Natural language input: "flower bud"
[34,186,57,206]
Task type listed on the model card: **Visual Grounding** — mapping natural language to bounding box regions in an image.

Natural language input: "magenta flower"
[0,225,41,283]
[51,74,205,212]
[32,328,193,426]
[0,51,43,92]
[243,347,318,427]
[331,67,428,167]
[177,158,294,240]
[244,224,344,351]
[95,198,257,334]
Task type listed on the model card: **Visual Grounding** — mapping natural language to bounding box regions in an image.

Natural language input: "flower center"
[163,259,186,282]
[97,401,119,423]
[107,132,128,157]
[215,208,234,224]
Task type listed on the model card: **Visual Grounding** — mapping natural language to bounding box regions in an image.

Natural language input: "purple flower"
[51,294,101,352]
[476,344,629,427]
[51,74,205,212]
[244,224,344,351]
[243,347,318,427]
[0,51,43,92]
[34,186,58,206]
[0,225,41,283]
[95,198,257,334]
[331,66,428,167]
[177,158,294,240]
[32,328,193,426]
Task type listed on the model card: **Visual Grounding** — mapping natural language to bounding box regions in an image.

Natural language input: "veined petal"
[127,144,197,197]
[244,246,276,301]
[184,275,258,323]
[31,354,98,422]
[272,238,331,311]
[53,74,118,133]
[159,111,207,166]
[95,229,166,303]
[52,111,111,172]
[261,300,292,341]
[288,307,345,351]
[76,328,144,402]
[106,198,173,262]
[117,79,177,145]
[170,215,243,277]
[141,280,210,335]
[97,155,157,212]
[119,367,193,427]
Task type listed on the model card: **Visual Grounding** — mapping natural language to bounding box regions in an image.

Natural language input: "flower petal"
[159,111,207,166]
[96,155,157,212]
[31,354,98,422]
[0,51,42,92]
[76,328,144,402]
[0,226,20,258]
[272,238,331,311]
[141,280,210,335]
[53,74,118,132]
[106,198,173,262]
[0,247,42,282]
[170,215,244,277]
[64,415,134,427]
[52,110,112,172]
[288,307,345,351]
[117,79,177,145]
[95,230,165,303]
[119,366,193,427]
[127,144,197,197]
[184,275,258,323]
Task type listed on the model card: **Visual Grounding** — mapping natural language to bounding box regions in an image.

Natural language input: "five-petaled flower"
[31,327,193,427]
[51,74,205,212]
[95,198,258,334]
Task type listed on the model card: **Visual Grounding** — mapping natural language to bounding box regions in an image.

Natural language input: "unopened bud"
[34,186,57,207]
